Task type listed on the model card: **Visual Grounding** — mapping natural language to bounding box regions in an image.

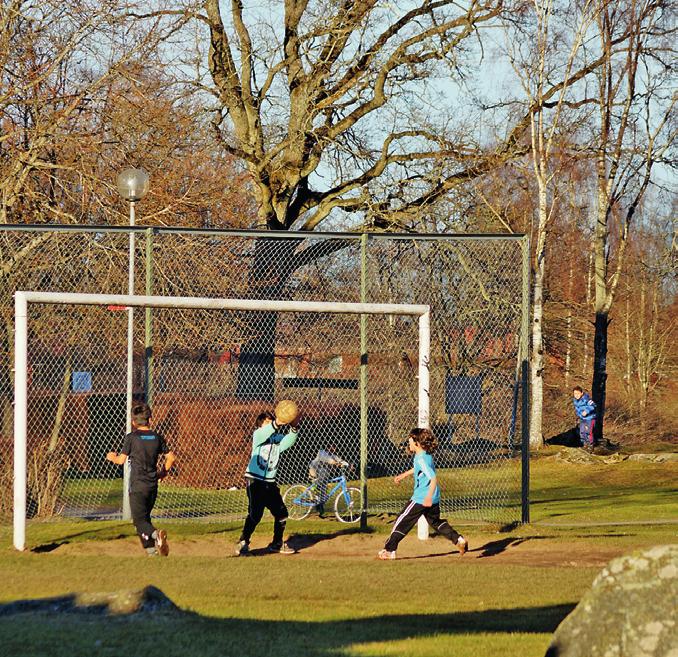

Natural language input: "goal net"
[13,291,432,550]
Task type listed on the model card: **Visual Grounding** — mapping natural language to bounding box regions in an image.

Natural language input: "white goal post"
[13,290,431,551]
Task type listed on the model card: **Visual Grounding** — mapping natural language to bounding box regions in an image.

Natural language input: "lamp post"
[116,168,149,520]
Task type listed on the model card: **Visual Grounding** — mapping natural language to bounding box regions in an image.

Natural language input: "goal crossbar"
[13,290,431,550]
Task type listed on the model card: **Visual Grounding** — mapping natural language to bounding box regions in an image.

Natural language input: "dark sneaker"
[456,536,468,556]
[156,529,169,557]
[235,540,250,556]
[267,542,295,554]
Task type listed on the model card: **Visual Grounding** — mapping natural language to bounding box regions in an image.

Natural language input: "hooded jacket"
[573,393,596,421]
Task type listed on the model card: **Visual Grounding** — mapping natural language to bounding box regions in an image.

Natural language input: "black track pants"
[384,501,460,552]
[240,479,288,546]
[129,487,158,549]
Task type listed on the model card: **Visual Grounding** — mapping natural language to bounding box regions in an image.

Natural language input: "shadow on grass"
[288,526,375,552]
[30,530,132,553]
[0,602,575,657]
[476,533,635,558]
[477,537,532,557]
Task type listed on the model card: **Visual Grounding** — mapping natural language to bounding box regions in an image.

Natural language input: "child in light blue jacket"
[235,410,298,556]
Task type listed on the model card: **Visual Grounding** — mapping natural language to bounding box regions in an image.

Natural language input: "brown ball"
[275,399,299,425]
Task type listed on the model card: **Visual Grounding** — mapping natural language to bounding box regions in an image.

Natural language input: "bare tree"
[588,0,676,443]
[200,0,513,231]
[500,0,599,448]
[0,0,192,223]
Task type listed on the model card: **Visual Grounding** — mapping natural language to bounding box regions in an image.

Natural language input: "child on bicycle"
[378,428,468,560]
[309,443,349,517]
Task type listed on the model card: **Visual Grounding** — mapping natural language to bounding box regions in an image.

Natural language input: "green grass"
[529,454,678,524]
[1,455,676,657]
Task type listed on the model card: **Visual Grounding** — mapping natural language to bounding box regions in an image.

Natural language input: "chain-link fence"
[1,226,529,530]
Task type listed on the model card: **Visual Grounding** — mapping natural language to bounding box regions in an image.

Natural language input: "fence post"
[13,292,28,551]
[521,236,531,523]
[360,233,368,530]
[122,207,135,521]
[145,227,154,405]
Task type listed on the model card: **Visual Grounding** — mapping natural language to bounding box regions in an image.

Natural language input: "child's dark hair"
[256,411,275,428]
[132,402,152,426]
[410,428,438,453]
[573,385,583,393]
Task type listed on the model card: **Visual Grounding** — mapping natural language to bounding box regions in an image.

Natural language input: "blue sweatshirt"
[245,422,298,482]
[573,393,596,421]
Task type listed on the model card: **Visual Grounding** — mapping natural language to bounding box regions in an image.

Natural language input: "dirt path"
[44,531,629,567]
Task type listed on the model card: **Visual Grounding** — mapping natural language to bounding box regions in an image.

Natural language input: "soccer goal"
[13,290,431,551]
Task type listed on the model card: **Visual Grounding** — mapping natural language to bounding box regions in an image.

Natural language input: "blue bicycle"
[283,469,363,523]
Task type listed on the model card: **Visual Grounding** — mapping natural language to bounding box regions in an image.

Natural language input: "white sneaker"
[378,549,396,560]
[235,540,250,556]
[267,541,295,554]
[456,536,468,556]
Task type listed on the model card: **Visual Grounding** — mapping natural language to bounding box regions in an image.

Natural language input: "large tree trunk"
[529,185,548,449]
[591,134,611,445]
[235,238,299,401]
[234,236,349,400]
[591,310,609,444]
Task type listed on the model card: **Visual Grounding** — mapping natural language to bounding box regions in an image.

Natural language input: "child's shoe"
[378,549,396,560]
[456,536,468,556]
[156,529,169,557]
[267,541,295,554]
[235,540,250,556]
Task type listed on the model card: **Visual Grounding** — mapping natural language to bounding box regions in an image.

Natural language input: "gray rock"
[553,447,599,464]
[628,453,678,463]
[0,585,178,616]
[545,545,678,657]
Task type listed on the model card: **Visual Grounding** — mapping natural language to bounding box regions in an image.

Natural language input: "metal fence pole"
[145,227,154,405]
[417,308,431,541]
[13,292,28,551]
[417,310,430,429]
[360,233,368,530]
[122,204,135,521]
[521,236,531,523]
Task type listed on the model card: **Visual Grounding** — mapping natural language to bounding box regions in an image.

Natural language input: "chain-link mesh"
[1,228,526,526]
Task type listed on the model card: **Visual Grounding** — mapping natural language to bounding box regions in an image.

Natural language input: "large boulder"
[546,545,678,657]
[0,586,178,616]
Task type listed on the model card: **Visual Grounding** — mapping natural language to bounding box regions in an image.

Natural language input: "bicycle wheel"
[334,487,363,523]
[283,484,314,520]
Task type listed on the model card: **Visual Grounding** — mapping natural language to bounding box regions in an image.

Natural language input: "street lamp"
[116,168,150,203]
[116,168,149,520]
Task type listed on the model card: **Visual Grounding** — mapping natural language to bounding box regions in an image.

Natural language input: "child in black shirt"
[107,402,176,556]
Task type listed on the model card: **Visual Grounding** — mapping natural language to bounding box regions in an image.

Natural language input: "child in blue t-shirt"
[378,428,468,560]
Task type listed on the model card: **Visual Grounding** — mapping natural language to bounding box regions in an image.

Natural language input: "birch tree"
[588,0,676,442]
[502,0,598,448]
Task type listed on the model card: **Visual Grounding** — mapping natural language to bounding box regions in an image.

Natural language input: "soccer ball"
[275,399,299,425]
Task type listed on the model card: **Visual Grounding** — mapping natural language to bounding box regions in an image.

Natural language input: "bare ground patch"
[44,529,632,567]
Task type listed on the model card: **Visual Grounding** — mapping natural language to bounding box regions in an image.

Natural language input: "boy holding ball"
[235,400,300,556]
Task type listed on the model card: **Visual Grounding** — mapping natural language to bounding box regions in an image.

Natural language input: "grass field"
[1,451,676,657]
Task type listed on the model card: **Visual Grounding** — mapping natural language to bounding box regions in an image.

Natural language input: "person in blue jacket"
[573,386,596,449]
[235,409,299,556]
